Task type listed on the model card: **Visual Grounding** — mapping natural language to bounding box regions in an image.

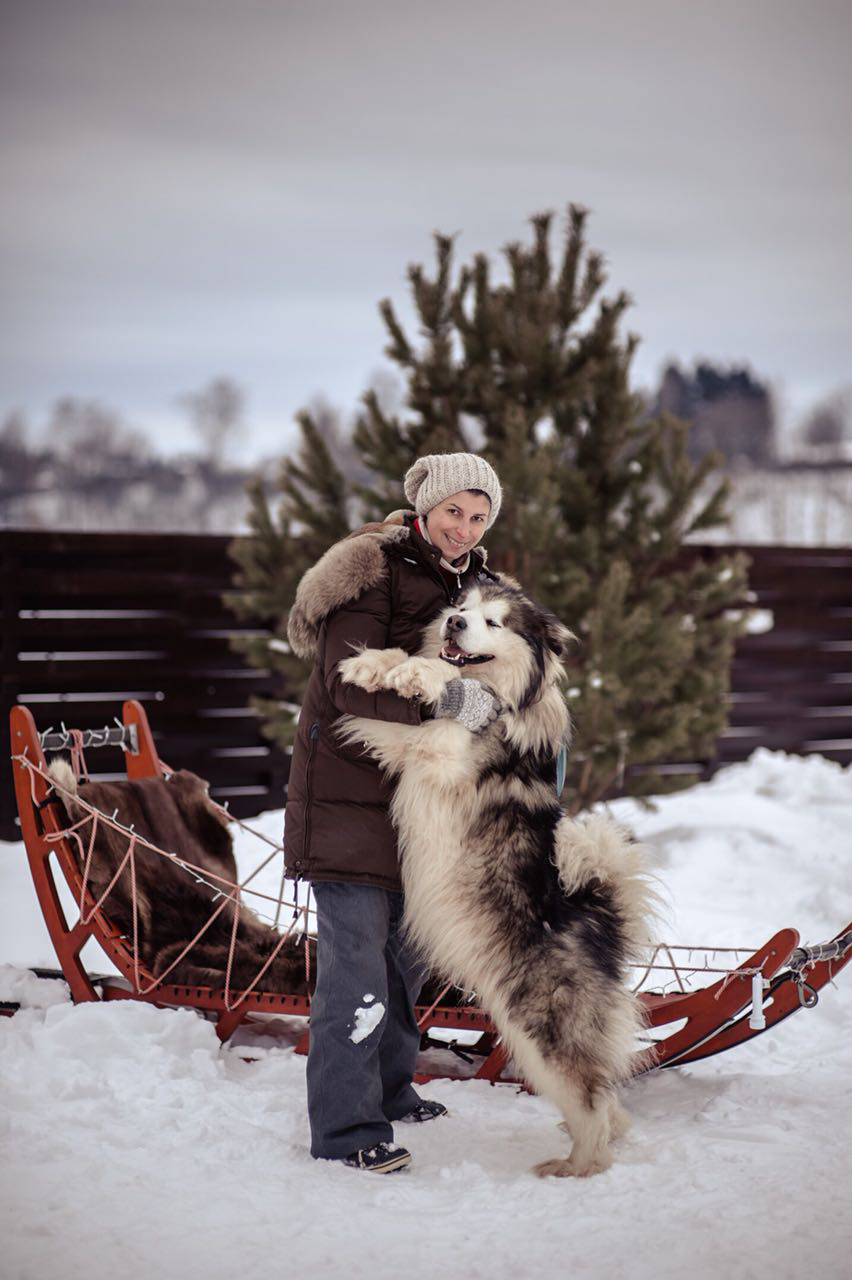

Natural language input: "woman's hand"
[430,679,501,733]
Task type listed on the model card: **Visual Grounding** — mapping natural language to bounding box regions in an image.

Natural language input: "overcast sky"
[2,0,850,461]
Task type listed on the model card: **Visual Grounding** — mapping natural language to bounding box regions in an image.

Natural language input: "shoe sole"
[348,1152,412,1174]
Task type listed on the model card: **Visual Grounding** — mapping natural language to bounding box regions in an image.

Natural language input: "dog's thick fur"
[46,762,312,994]
[338,580,656,1178]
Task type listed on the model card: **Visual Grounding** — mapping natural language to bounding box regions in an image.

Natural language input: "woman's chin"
[441,541,468,559]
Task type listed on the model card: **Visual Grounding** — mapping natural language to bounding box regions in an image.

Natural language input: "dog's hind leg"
[607,1096,631,1143]
[558,1090,630,1146]
[501,1027,616,1177]
[531,1079,615,1179]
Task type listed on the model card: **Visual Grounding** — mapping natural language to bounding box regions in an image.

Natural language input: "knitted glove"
[430,679,500,733]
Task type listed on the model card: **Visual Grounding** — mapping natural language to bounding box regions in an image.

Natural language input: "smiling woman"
[282,450,504,1173]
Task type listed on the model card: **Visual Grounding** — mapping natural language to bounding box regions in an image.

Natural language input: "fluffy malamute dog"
[337,579,655,1178]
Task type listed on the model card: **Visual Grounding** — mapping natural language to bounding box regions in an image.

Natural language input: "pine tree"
[354,205,749,808]
[232,204,749,807]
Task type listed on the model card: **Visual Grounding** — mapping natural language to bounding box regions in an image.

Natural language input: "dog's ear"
[545,614,576,657]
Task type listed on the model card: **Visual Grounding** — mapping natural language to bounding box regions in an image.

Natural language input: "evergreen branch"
[556,203,587,327]
[530,210,553,292]
[379,298,414,366]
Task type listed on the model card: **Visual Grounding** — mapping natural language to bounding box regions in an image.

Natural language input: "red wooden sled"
[9,702,852,1083]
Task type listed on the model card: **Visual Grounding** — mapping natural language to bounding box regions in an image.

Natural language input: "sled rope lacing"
[783,930,852,1007]
[13,749,314,1011]
[631,943,772,993]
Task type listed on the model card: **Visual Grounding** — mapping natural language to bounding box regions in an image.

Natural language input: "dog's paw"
[531,1157,574,1179]
[385,657,450,703]
[531,1151,613,1178]
[338,648,408,692]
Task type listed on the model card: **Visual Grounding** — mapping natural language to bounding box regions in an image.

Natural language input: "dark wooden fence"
[2,531,850,839]
[712,545,852,765]
[1,529,289,840]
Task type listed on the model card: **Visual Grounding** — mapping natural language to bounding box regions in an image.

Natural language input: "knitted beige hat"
[403,453,502,528]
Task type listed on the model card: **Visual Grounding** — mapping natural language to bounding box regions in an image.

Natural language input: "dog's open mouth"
[439,642,494,667]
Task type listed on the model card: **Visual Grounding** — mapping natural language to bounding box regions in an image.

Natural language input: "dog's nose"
[446,614,466,633]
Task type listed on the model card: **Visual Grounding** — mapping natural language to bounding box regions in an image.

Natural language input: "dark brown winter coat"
[284,512,496,890]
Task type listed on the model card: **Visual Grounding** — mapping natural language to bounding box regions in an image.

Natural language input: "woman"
[284,452,503,1173]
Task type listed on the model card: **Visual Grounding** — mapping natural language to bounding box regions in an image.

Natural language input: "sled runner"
[9,702,852,1083]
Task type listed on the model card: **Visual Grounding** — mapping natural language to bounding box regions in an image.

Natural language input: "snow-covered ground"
[1,750,850,1280]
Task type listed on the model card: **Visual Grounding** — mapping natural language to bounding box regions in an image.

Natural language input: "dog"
[337,578,656,1177]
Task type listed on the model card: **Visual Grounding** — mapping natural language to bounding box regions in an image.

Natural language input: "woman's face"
[425,490,492,561]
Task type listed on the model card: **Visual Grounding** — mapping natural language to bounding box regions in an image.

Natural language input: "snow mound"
[0,963,70,1009]
[706,746,852,804]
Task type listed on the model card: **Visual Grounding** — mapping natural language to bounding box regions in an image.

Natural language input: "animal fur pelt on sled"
[337,578,659,1178]
[47,762,310,995]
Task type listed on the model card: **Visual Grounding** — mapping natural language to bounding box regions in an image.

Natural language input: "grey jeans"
[307,881,428,1159]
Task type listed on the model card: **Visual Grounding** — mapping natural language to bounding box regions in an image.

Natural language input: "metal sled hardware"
[8,702,852,1084]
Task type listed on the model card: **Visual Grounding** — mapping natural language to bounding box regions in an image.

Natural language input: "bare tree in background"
[0,412,29,468]
[0,396,253,532]
[0,411,38,500]
[305,395,376,500]
[801,388,851,450]
[179,377,244,466]
[47,398,151,474]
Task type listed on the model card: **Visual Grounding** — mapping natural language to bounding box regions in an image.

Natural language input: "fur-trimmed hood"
[287,511,488,660]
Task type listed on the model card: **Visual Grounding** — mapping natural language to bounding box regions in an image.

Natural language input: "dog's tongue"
[440,642,467,664]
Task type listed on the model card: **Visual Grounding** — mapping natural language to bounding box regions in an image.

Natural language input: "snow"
[0,964,69,1009]
[350,999,386,1043]
[1,750,851,1280]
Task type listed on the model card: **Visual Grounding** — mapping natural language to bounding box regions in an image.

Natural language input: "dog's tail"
[553,813,662,960]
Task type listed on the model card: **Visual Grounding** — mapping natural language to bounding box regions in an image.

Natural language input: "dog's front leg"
[383,656,455,704]
[338,647,409,693]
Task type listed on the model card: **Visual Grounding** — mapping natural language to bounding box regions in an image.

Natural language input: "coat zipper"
[298,722,321,878]
[421,558,461,605]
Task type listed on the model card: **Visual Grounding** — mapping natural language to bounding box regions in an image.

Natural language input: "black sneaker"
[398,1099,449,1124]
[341,1143,412,1174]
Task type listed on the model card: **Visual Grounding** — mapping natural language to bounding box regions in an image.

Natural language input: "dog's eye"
[486,620,502,629]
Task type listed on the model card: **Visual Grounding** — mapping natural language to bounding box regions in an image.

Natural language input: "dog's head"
[424,581,574,710]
